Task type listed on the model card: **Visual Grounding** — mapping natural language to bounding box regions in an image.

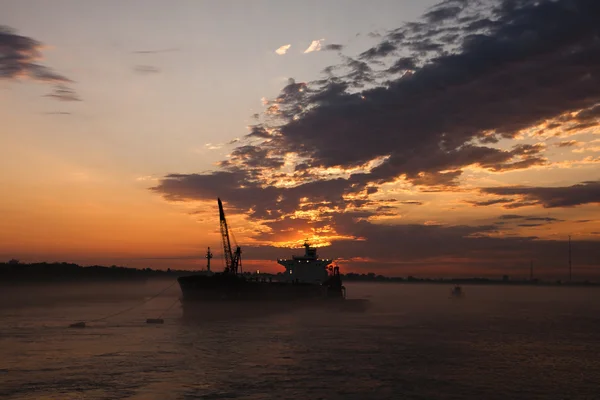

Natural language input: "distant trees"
[0,261,192,283]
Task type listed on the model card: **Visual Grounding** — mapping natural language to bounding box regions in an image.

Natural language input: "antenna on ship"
[530,260,533,281]
[568,235,572,282]
[206,247,213,272]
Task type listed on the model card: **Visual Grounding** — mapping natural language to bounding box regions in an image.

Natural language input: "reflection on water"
[1,282,599,399]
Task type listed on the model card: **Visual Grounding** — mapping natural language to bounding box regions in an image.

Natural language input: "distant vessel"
[177,198,356,313]
[450,285,465,298]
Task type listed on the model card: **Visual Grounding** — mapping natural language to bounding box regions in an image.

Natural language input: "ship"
[177,198,367,317]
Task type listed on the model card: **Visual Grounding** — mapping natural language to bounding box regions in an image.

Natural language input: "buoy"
[69,321,86,328]
[146,318,164,324]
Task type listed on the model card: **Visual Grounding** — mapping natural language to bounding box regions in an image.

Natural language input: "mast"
[206,247,213,272]
[568,235,572,282]
[530,260,533,281]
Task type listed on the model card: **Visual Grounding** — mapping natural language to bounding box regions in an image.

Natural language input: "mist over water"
[1,282,599,399]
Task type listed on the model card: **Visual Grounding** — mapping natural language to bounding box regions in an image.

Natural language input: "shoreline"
[2,261,598,287]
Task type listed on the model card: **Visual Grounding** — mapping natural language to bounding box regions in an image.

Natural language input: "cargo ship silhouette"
[177,198,369,316]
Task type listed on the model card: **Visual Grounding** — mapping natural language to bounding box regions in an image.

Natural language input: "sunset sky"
[1,0,599,279]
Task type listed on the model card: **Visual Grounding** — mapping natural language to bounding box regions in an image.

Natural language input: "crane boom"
[218,198,241,274]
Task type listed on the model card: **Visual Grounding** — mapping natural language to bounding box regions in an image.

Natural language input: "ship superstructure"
[277,241,333,283]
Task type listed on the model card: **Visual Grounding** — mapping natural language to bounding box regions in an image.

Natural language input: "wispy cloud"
[131,48,179,54]
[136,176,159,182]
[133,65,160,74]
[43,111,71,115]
[43,85,81,102]
[275,44,291,55]
[323,44,344,52]
[304,39,324,53]
[1,25,79,97]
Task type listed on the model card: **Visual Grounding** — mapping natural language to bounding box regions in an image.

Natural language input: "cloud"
[204,143,223,150]
[133,65,160,74]
[43,85,81,101]
[43,111,71,115]
[524,217,561,222]
[132,48,179,54]
[359,41,397,60]
[275,44,291,55]
[304,39,324,53]
[424,5,463,23]
[469,198,514,207]
[498,215,524,220]
[247,0,600,190]
[556,140,580,148]
[482,181,600,208]
[151,0,600,275]
[0,25,74,86]
[323,44,344,52]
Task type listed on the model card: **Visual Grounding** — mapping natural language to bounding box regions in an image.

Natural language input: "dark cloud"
[399,200,423,205]
[245,125,273,139]
[1,25,73,84]
[556,140,579,148]
[495,215,563,227]
[387,57,417,73]
[323,44,344,51]
[482,181,600,208]
[223,145,284,170]
[43,85,81,102]
[565,122,598,132]
[151,171,366,221]
[375,205,397,216]
[424,6,463,23]
[503,201,539,209]
[524,217,561,222]
[469,198,514,206]
[575,104,600,121]
[43,111,71,115]
[133,65,161,74]
[359,41,397,60]
[341,57,373,86]
[498,214,524,220]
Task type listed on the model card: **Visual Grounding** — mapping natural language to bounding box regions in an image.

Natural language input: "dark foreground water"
[1,281,599,399]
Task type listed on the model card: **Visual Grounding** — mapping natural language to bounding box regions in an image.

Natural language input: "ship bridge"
[277,241,334,283]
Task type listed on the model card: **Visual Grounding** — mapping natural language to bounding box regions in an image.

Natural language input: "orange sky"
[1,0,599,279]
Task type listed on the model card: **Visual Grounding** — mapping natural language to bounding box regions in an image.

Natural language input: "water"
[1,282,599,399]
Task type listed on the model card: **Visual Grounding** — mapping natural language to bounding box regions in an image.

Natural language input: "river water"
[1,282,599,399]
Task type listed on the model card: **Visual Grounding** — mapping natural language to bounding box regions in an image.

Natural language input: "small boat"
[450,285,465,298]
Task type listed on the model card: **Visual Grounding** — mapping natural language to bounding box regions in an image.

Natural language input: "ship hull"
[176,273,359,320]
[178,273,340,302]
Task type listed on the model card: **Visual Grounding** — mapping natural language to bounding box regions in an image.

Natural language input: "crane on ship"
[218,197,242,274]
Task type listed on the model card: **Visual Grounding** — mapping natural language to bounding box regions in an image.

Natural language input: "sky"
[1,0,599,279]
